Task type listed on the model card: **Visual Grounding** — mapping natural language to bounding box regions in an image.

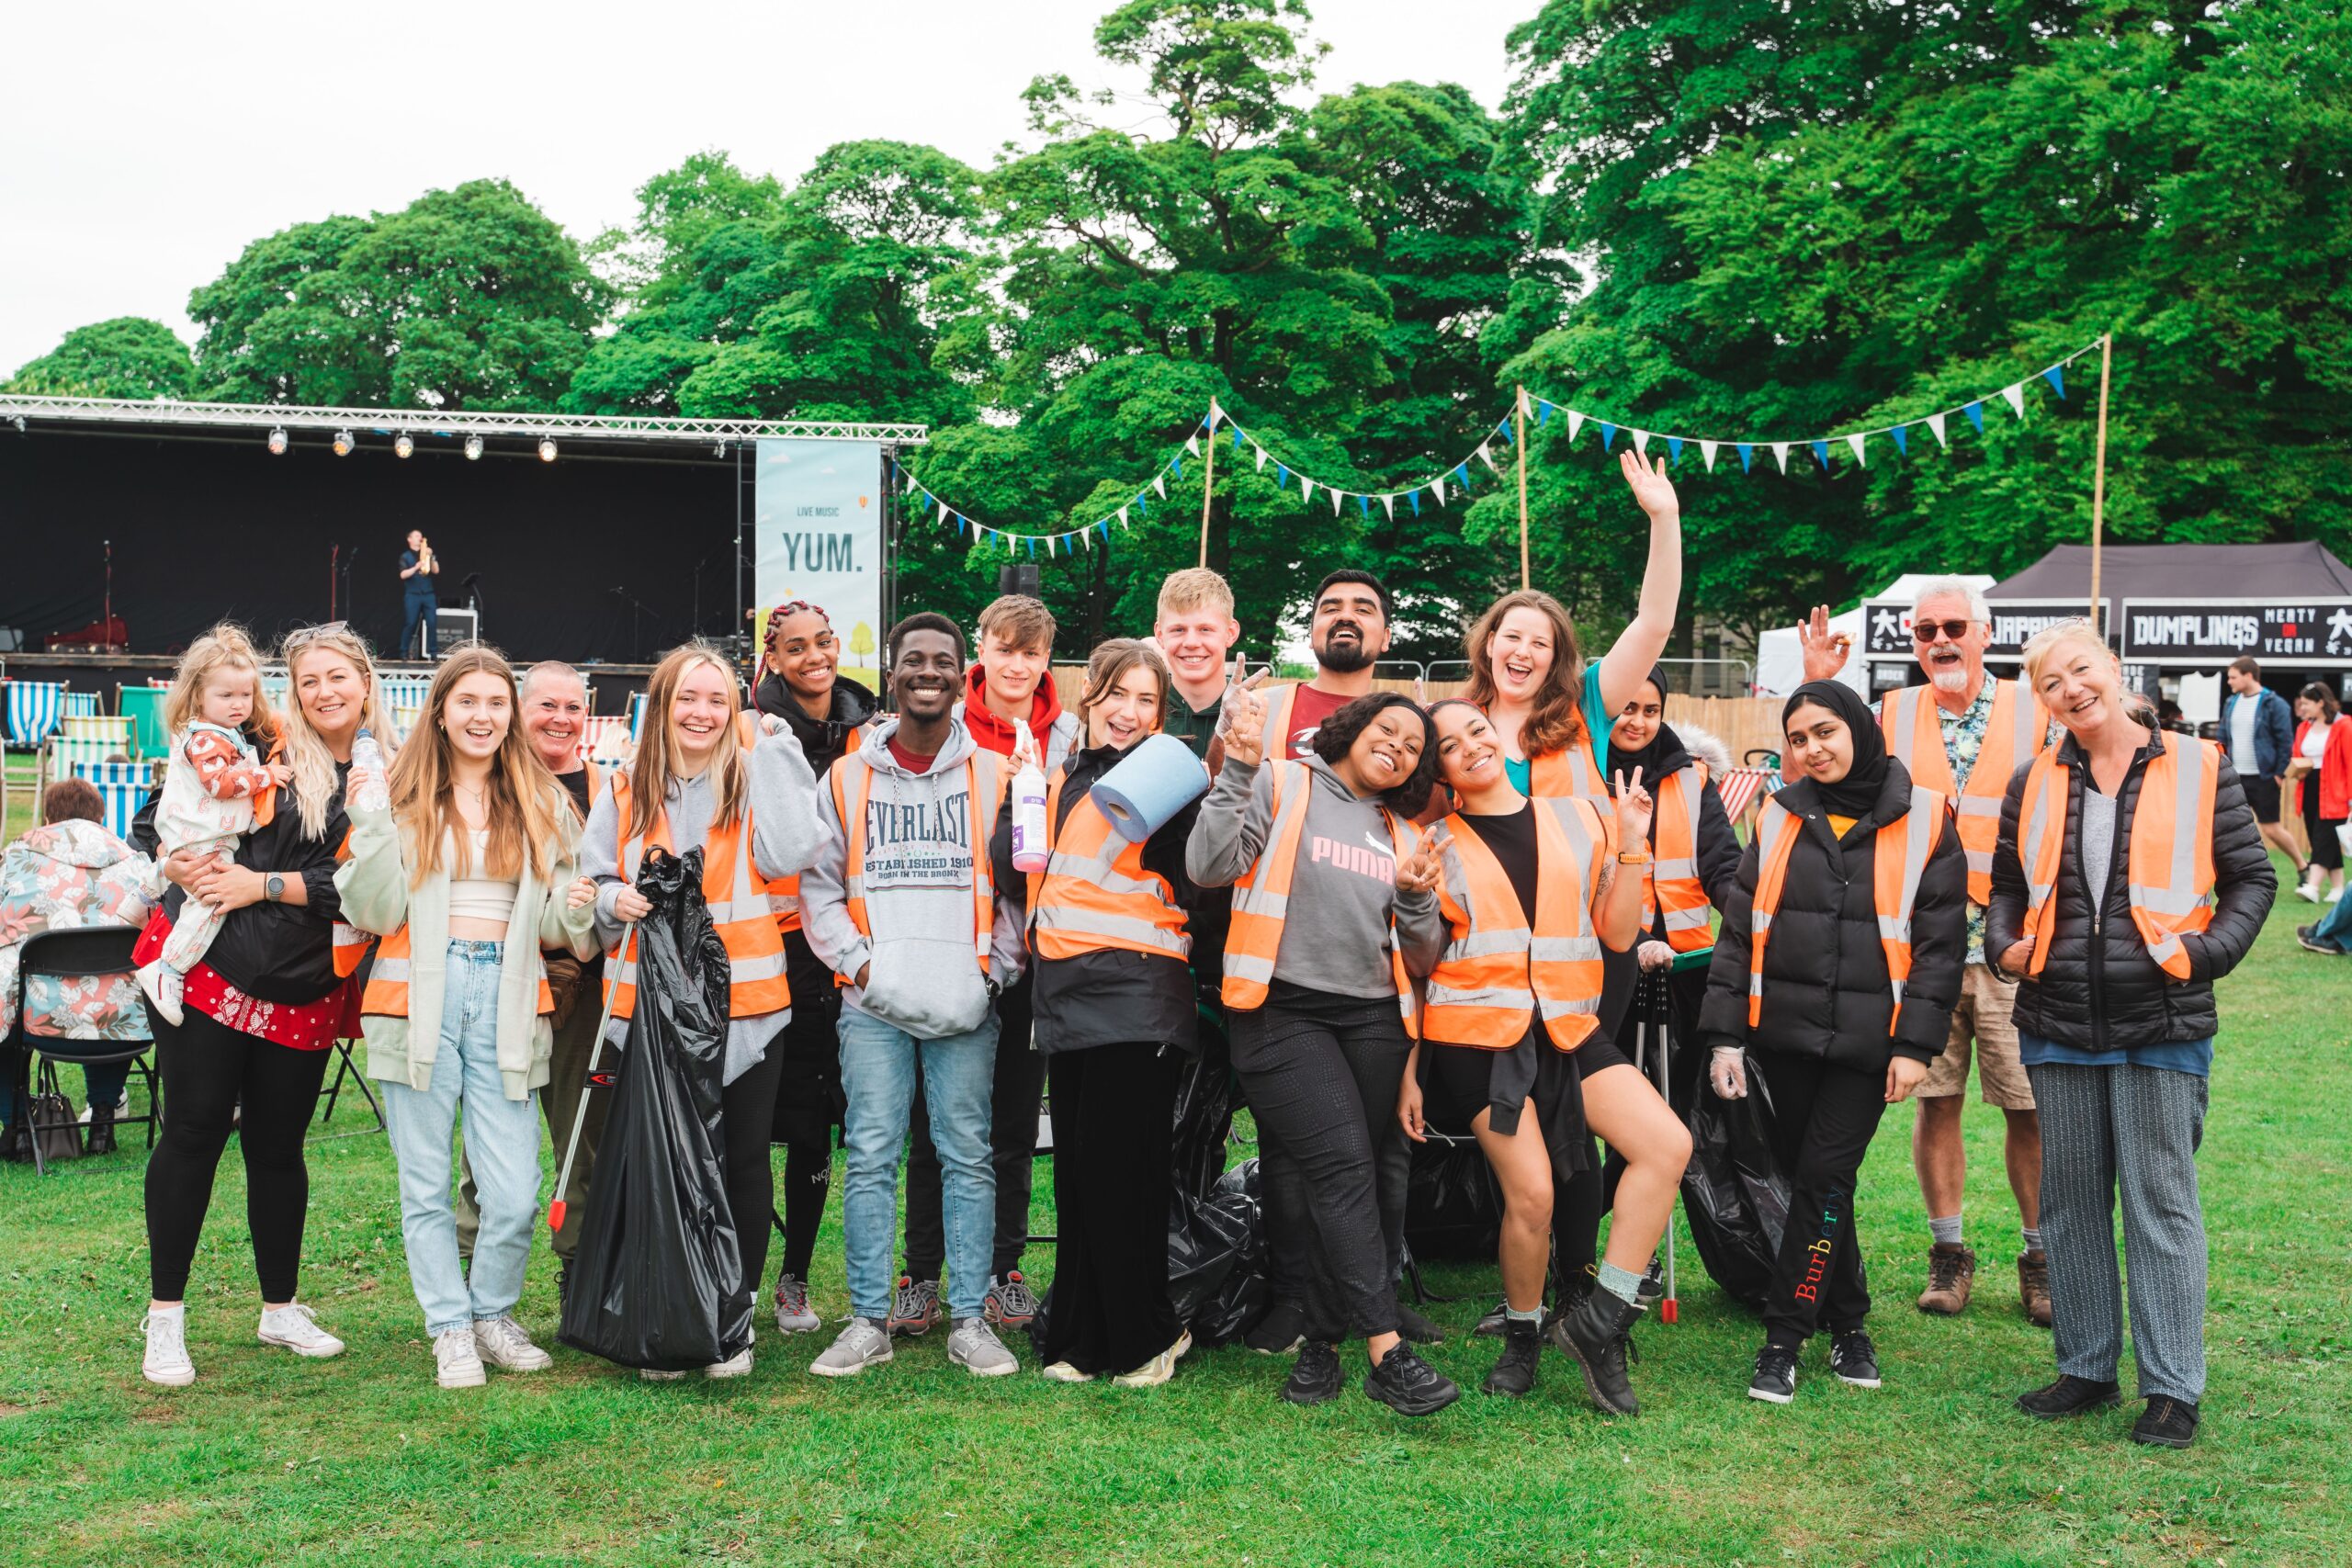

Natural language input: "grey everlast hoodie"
[1186,752,1445,999]
[800,716,1027,1040]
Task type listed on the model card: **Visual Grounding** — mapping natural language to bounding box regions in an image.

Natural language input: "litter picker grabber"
[546,920,634,1236]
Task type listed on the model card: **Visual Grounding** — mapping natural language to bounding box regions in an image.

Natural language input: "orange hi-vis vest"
[1220,760,1419,1038]
[1642,762,1713,953]
[826,746,1010,981]
[1026,768,1191,963]
[332,824,373,978]
[1747,786,1946,1034]
[362,923,556,1020]
[733,708,805,933]
[606,773,793,1021]
[1882,678,2050,907]
[2018,730,2219,981]
[1423,795,1611,1051]
[1526,741,1610,801]
[1259,683,1307,759]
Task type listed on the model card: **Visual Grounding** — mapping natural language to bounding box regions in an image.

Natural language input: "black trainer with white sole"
[1747,1342,1799,1404]
[1829,1329,1881,1388]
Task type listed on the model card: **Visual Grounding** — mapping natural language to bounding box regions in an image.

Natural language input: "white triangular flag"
[2001,383,2025,418]
[1153,474,1167,499]
[1927,412,1949,448]
[1847,433,1867,467]
[1381,493,1395,520]
[904,469,920,495]
[1634,429,1651,457]
[1254,444,1268,472]
[1772,443,1791,473]
[1186,433,1202,457]
[1477,442,1498,473]
[937,499,949,525]
[1118,507,1129,528]
[1701,439,1719,472]
[1567,410,1586,443]
[1300,475,1314,503]
[1431,478,1446,506]
[1330,489,1343,516]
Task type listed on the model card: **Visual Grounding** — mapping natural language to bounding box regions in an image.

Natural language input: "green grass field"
[3,739,2346,1564]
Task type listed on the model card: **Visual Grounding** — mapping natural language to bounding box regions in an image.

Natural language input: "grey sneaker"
[773,1272,820,1334]
[810,1318,894,1378]
[947,1316,1019,1377]
[887,1276,942,1337]
[983,1270,1039,1328]
[471,1314,551,1371]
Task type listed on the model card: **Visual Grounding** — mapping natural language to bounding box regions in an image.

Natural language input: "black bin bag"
[1166,1156,1271,1348]
[1679,1054,1792,1314]
[559,847,753,1371]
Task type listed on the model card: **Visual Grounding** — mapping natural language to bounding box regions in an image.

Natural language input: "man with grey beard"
[1801,578,2056,1326]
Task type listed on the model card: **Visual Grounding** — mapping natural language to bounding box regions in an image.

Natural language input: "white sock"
[2021,1226,2043,1254]
[1929,1213,1963,1247]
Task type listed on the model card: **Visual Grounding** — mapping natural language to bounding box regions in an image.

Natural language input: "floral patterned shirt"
[0,819,160,1041]
[1937,681,1999,964]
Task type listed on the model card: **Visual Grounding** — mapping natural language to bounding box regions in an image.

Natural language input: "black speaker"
[998,564,1042,600]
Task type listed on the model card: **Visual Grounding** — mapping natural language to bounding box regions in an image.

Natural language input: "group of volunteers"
[114,447,2273,1450]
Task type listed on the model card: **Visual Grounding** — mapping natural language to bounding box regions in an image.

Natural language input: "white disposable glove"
[1709,1046,1748,1100]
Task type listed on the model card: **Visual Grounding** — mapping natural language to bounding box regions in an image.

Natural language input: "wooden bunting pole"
[1515,385,1531,591]
[2088,334,2113,628]
[1198,401,1218,568]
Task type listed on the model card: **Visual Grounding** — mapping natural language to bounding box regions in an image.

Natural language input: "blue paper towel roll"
[1092,733,1211,842]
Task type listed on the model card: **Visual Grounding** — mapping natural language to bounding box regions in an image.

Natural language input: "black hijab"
[1781,679,1888,818]
[1604,666,1691,790]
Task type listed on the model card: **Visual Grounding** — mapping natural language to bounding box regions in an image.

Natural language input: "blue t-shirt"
[2018,1029,2213,1078]
[1504,664,1614,795]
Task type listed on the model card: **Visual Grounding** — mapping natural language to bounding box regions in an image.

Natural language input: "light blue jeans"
[381,940,543,1335]
[837,1004,998,1322]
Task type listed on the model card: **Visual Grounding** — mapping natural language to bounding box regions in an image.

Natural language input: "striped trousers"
[2027,1061,2210,1403]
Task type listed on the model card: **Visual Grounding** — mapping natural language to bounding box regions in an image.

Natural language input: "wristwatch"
[265,874,286,902]
[1616,851,1652,866]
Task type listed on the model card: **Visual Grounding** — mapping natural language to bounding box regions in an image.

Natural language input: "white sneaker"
[2296,882,2322,903]
[705,1346,753,1379]
[135,960,184,1027]
[433,1327,487,1389]
[1040,1360,1094,1384]
[809,1317,894,1378]
[472,1314,552,1371]
[257,1303,345,1359]
[1113,1330,1193,1389]
[142,1308,195,1386]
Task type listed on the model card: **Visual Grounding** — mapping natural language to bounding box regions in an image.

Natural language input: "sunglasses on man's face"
[1912,618,1977,645]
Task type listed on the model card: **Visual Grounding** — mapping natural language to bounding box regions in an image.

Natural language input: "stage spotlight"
[538,436,558,463]
[394,433,414,458]
[464,434,484,461]
[332,429,356,457]
[267,427,288,455]
[714,442,726,457]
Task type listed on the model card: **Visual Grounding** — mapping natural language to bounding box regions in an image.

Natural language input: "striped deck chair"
[71,760,154,789]
[63,714,135,750]
[4,680,67,747]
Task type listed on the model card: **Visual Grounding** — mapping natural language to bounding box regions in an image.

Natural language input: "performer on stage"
[400,530,440,660]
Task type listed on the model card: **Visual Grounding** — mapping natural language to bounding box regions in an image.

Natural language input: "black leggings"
[1231,985,1410,1343]
[720,1037,789,1303]
[779,1140,830,1281]
[2302,784,2345,871]
[145,1008,333,1302]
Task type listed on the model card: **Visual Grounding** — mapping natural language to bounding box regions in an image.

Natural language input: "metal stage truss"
[0,393,929,448]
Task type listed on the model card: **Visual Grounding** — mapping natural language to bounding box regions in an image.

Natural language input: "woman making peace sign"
[1188,686,1454,1416]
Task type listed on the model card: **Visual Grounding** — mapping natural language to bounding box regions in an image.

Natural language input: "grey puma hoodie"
[799,716,1027,1040]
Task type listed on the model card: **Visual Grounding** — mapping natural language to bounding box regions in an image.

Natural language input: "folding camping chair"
[315,1038,386,1135]
[62,714,133,750]
[3,927,162,1177]
[118,683,168,758]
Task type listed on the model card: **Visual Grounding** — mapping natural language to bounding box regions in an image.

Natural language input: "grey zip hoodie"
[799,716,1027,1040]
[1186,753,1445,1000]
[581,723,823,1085]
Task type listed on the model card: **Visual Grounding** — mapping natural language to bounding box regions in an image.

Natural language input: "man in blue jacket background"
[2222,657,2301,871]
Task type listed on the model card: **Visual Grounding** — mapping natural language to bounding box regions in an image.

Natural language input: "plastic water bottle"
[350,727,390,813]
[1010,757,1048,873]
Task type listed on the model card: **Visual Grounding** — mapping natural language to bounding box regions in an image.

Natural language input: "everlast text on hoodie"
[800,716,1028,1040]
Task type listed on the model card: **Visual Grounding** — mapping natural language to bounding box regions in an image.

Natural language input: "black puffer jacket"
[1700,760,1967,1069]
[1985,729,2274,1050]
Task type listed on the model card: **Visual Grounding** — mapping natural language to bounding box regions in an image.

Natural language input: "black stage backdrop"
[0,424,741,663]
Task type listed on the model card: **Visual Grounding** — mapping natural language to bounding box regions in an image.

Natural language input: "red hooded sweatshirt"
[963,663,1064,756]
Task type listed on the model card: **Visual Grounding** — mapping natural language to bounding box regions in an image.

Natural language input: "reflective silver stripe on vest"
[372,956,412,982]
[1750,800,1796,946]
[727,947,789,985]
[1424,979,1534,1011]
[1660,906,1711,932]
[1653,856,1697,881]
[1031,900,1190,957]
[1225,953,1276,985]
[1530,935,1605,963]
[1956,795,2005,819]
[1886,686,1925,767]
[1882,785,1941,1005]
[1441,927,1534,963]
[2128,737,2212,916]
[1232,774,1312,921]
[1539,991,1600,1021]
[2004,679,2043,767]
[2020,760,2060,908]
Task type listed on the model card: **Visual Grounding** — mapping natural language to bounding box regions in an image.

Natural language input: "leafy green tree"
[189,180,606,412]
[5,317,196,400]
[1499,0,2352,645]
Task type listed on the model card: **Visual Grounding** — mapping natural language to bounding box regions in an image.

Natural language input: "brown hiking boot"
[1917,1242,1976,1315]
[2018,1250,2053,1326]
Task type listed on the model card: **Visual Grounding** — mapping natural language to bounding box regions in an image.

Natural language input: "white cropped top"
[446,827,520,925]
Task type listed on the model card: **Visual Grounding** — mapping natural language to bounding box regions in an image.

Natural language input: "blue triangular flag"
[1963,400,1984,434]
[1276,463,1289,488]
[1136,493,1148,516]
[1668,436,1682,465]
[1101,520,1112,542]
[1410,489,1421,517]
[1498,419,1514,446]
[2042,366,2065,400]
[1810,439,1830,469]
[1892,425,1909,456]
[1737,444,1755,473]
[1025,536,1035,558]
[1233,425,1243,451]
[1537,400,1551,426]
[1173,454,1184,479]
[1358,493,1370,517]
[1453,463,1471,488]
[1600,423,1617,451]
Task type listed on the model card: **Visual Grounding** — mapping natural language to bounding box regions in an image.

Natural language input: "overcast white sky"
[0,0,1531,378]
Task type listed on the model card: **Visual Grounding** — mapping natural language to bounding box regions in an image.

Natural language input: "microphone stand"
[608,586,657,662]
